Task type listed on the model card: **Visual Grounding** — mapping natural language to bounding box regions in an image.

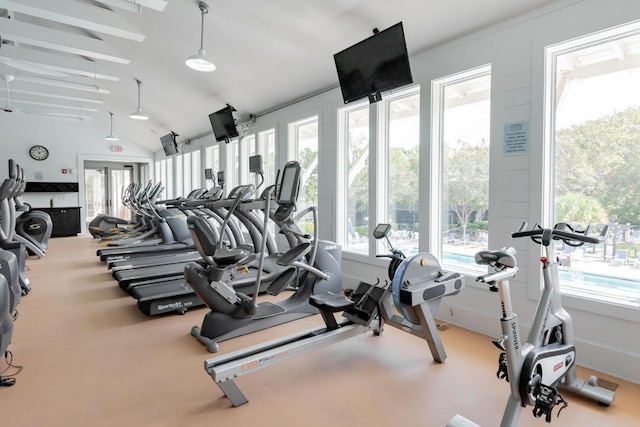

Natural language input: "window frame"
[287,114,320,211]
[431,64,492,277]
[377,86,422,256]
[537,22,640,322]
[337,100,371,255]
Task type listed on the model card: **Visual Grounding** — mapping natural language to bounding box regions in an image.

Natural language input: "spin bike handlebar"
[511,222,609,247]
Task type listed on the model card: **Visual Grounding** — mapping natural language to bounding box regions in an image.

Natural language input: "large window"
[242,134,259,190]
[288,116,319,211]
[433,66,491,272]
[226,139,240,191]
[382,89,421,253]
[155,159,168,199]
[165,157,174,199]
[258,129,277,189]
[176,153,185,197]
[204,144,220,187]
[191,149,201,192]
[338,102,370,254]
[546,25,640,308]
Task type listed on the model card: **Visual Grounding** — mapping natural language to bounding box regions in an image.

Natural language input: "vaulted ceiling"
[0,0,561,153]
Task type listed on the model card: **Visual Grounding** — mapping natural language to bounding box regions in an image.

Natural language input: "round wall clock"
[29,145,49,161]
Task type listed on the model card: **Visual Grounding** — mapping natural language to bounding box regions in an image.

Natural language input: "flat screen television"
[160,133,178,156]
[334,22,413,104]
[209,105,239,143]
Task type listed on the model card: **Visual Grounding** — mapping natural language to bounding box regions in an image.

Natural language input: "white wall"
[1,112,153,214]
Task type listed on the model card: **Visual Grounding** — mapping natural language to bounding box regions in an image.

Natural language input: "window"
[157,159,167,199]
[433,66,491,272]
[205,144,220,186]
[226,139,240,191]
[165,157,174,199]
[191,149,201,192]
[242,134,258,189]
[381,89,421,254]
[546,25,640,308]
[154,160,161,187]
[338,102,370,254]
[258,128,277,188]
[288,116,318,211]
[175,154,184,197]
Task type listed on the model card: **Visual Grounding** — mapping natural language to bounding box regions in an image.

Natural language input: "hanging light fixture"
[129,79,149,120]
[105,111,119,141]
[185,1,216,72]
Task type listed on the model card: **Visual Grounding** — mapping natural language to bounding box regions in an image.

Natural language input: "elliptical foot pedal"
[266,268,296,296]
[253,302,287,319]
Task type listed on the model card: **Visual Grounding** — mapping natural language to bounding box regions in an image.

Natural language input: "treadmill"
[117,185,261,294]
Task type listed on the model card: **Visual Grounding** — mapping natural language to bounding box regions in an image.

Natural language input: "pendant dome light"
[105,111,119,141]
[129,79,149,120]
[185,2,216,72]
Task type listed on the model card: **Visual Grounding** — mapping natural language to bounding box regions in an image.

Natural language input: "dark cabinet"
[35,207,81,237]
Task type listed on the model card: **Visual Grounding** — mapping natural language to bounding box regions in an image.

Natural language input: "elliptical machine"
[186,161,343,352]
[450,222,616,427]
[0,274,13,363]
[1,160,30,295]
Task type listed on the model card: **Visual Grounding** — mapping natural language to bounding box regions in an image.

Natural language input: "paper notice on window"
[503,122,530,156]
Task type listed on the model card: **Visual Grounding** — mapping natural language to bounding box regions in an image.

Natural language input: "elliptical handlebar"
[511,221,608,247]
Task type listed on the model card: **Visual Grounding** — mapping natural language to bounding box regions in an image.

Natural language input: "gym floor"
[1,235,639,426]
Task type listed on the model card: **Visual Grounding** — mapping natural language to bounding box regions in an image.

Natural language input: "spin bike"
[450,222,616,427]
[200,223,463,407]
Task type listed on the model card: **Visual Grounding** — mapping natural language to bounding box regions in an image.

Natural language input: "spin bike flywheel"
[391,253,444,325]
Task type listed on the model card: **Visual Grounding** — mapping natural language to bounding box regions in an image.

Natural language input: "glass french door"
[84,166,133,223]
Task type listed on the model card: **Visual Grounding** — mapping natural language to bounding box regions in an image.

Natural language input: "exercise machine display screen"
[373,223,391,239]
[277,163,299,206]
[249,155,262,174]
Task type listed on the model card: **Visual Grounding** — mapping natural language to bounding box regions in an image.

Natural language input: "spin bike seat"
[474,247,517,269]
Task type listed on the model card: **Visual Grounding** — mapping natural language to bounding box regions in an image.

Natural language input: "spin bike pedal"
[532,383,568,423]
[496,352,509,382]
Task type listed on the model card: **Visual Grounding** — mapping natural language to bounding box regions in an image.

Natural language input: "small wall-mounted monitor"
[249,155,262,174]
[204,168,213,180]
[160,133,178,156]
[209,105,239,143]
[334,22,413,104]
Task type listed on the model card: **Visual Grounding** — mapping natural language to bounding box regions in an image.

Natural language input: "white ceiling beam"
[0,45,119,81]
[26,111,93,120]
[1,18,130,64]
[95,0,141,14]
[14,75,111,94]
[4,86,103,104]
[1,98,99,113]
[95,0,167,13]
[0,0,146,42]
